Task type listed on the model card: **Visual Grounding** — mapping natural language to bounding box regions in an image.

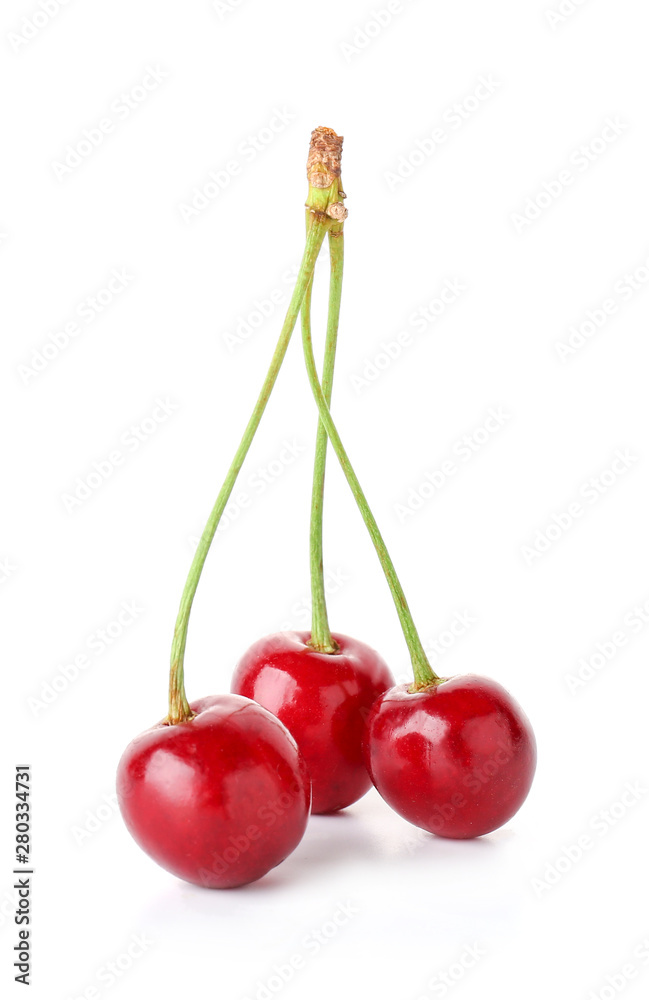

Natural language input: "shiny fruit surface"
[232,631,394,813]
[364,675,536,838]
[117,694,310,888]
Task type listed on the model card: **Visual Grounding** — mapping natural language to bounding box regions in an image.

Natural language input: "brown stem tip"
[307,126,344,189]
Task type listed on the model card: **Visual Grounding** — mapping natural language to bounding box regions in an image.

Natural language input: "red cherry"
[117,694,310,889]
[231,631,394,814]
[364,675,536,839]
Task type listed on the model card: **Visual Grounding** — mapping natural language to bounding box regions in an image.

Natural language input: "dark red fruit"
[117,694,310,889]
[364,674,536,839]
[231,631,394,814]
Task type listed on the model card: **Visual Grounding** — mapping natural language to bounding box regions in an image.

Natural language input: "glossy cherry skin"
[364,675,536,839]
[116,694,310,889]
[231,631,394,814]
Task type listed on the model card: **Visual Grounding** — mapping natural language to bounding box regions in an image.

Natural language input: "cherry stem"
[167,215,331,724]
[306,228,344,654]
[301,303,439,688]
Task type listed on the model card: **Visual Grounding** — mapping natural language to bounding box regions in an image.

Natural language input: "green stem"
[167,216,331,724]
[301,308,439,688]
[306,229,344,653]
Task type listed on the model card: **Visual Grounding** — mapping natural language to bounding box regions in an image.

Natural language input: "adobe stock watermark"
[70,791,120,847]
[339,0,417,63]
[241,900,359,1000]
[564,594,649,695]
[415,943,488,1000]
[394,408,510,524]
[178,107,296,223]
[555,247,649,361]
[188,438,306,548]
[0,885,18,932]
[545,0,593,31]
[383,75,502,192]
[27,601,144,716]
[425,611,477,667]
[17,268,134,385]
[401,826,430,856]
[586,936,649,1000]
[521,449,637,566]
[221,257,328,355]
[394,610,478,684]
[531,781,647,897]
[211,0,249,18]
[386,739,520,843]
[423,741,519,837]
[7,0,74,53]
[222,266,297,355]
[64,932,154,1000]
[196,779,307,886]
[0,557,17,586]
[61,396,179,513]
[274,568,351,632]
[510,117,628,234]
[348,278,466,393]
[51,65,169,180]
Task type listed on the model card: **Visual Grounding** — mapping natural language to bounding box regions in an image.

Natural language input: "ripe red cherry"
[231,631,394,814]
[364,675,536,839]
[117,694,310,889]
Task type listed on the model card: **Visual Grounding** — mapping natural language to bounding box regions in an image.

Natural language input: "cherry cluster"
[117,127,536,889]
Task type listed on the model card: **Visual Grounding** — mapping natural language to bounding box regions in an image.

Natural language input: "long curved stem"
[301,312,439,688]
[168,216,330,723]
[306,230,344,653]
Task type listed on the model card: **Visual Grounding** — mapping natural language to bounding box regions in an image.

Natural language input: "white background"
[3,0,649,997]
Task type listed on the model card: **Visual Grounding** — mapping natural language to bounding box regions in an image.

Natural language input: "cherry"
[231,131,390,813]
[117,131,343,889]
[298,231,537,842]
[363,675,537,839]
[231,631,394,813]
[117,695,310,888]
